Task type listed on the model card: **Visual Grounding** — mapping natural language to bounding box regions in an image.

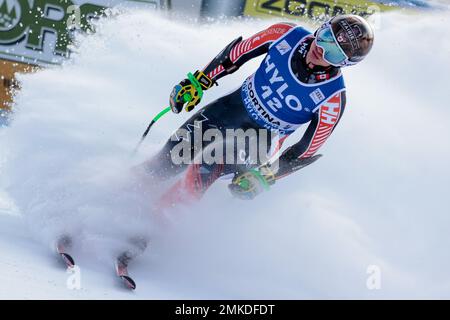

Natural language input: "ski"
[114,237,148,290]
[55,235,75,269]
[115,252,136,290]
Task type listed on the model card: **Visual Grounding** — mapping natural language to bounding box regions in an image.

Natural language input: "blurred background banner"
[241,0,397,20]
[197,0,433,19]
[0,0,168,112]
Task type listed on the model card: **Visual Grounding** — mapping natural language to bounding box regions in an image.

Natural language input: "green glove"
[228,165,276,200]
[169,70,214,114]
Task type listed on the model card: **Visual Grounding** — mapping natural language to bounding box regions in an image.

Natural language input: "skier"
[142,14,374,205]
[57,14,375,290]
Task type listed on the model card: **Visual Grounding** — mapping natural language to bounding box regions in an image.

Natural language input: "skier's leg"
[144,86,275,209]
[156,130,274,207]
[157,162,226,207]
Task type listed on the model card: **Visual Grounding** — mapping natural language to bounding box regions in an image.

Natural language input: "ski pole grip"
[187,72,203,100]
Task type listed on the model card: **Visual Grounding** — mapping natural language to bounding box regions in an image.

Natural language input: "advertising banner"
[243,0,397,20]
[0,0,168,66]
[0,0,168,110]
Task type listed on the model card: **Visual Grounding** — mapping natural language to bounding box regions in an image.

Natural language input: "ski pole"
[132,92,193,155]
[132,106,171,155]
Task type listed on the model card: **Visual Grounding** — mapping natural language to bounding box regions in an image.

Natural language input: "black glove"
[169,70,214,114]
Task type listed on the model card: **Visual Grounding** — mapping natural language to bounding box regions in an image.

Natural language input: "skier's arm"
[228,91,346,200]
[169,23,295,113]
[202,22,296,82]
[271,91,347,180]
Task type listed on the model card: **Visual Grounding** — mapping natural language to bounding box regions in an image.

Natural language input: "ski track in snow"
[1,9,450,299]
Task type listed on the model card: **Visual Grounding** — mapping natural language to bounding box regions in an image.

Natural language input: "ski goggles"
[315,23,349,67]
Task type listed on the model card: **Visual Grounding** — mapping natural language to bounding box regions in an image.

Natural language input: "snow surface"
[1,9,450,299]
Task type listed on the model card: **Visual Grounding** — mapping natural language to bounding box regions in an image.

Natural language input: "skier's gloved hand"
[228,165,276,200]
[169,70,214,114]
